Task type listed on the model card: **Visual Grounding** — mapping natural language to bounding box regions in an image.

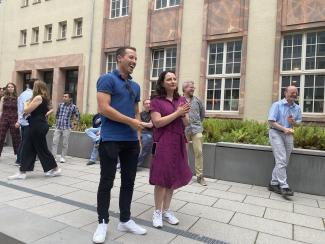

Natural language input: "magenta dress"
[149,96,192,189]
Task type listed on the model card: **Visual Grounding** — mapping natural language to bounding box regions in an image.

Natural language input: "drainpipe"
[85,0,96,113]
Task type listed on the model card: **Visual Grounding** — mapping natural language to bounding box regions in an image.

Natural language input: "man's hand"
[283,128,294,134]
[287,115,295,126]
[129,118,145,130]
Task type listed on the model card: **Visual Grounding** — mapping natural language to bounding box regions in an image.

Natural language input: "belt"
[270,127,283,133]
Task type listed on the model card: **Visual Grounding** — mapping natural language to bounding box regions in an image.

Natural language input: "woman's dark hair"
[4,82,17,99]
[153,70,180,99]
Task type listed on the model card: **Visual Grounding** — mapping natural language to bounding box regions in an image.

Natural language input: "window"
[106,52,117,73]
[65,70,78,104]
[280,31,325,114]
[155,0,180,10]
[206,40,242,112]
[44,24,52,41]
[31,27,39,44]
[150,47,177,94]
[33,0,41,4]
[74,18,82,36]
[19,30,27,46]
[21,0,28,7]
[111,0,128,18]
[58,21,67,39]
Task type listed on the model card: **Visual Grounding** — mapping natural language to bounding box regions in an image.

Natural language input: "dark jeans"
[97,141,140,223]
[17,125,29,164]
[138,132,153,166]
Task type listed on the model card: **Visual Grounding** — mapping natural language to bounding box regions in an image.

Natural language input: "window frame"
[31,27,39,44]
[110,0,129,19]
[280,30,325,115]
[106,52,117,73]
[155,0,180,10]
[73,18,83,37]
[58,21,67,39]
[150,46,177,94]
[205,40,242,113]
[19,29,27,46]
[21,0,28,7]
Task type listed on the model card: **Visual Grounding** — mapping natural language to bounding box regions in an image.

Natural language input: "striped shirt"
[55,102,80,129]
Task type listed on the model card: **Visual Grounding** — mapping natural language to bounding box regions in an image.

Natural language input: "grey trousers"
[51,128,71,160]
[269,129,294,189]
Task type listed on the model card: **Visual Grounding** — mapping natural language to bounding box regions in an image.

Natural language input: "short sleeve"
[96,74,114,94]
[268,102,278,121]
[150,98,161,114]
[135,84,140,103]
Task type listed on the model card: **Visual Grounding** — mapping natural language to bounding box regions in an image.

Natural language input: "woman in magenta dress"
[150,70,192,228]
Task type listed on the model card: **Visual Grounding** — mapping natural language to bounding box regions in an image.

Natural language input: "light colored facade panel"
[179,0,204,96]
[130,0,149,101]
[244,0,278,121]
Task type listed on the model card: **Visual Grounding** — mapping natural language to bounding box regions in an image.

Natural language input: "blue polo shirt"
[97,69,140,141]
[268,98,302,128]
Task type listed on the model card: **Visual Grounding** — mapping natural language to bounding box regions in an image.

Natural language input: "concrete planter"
[188,142,325,196]
[45,130,325,196]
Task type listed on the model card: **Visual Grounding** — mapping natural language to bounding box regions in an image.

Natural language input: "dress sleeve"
[150,98,161,114]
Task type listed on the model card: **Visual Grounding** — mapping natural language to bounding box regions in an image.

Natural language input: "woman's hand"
[176,103,191,117]
[15,122,20,129]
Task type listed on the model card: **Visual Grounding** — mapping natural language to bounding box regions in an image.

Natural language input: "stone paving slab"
[244,195,293,212]
[201,188,246,202]
[294,225,325,244]
[294,204,325,219]
[256,233,305,244]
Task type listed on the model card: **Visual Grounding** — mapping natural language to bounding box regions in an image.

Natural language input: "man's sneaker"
[163,209,179,225]
[268,184,281,194]
[8,172,26,180]
[93,221,108,244]
[45,168,62,177]
[280,187,294,196]
[117,220,147,235]
[60,157,66,163]
[87,161,96,166]
[197,176,207,186]
[152,210,163,228]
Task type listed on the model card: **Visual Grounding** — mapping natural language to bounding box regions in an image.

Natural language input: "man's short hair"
[182,80,194,92]
[116,46,137,62]
[63,92,72,98]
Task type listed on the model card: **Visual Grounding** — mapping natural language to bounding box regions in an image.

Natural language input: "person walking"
[85,113,101,166]
[0,82,21,157]
[16,79,34,165]
[8,80,61,180]
[51,92,80,163]
[137,99,153,167]
[93,46,147,244]
[267,85,302,196]
[150,71,193,228]
[183,80,206,186]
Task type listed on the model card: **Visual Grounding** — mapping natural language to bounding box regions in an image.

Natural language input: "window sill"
[71,35,82,39]
[205,112,243,119]
[43,40,52,43]
[109,15,128,20]
[18,44,27,47]
[30,42,39,46]
[20,5,28,8]
[56,38,66,41]
[32,2,41,5]
[154,5,180,11]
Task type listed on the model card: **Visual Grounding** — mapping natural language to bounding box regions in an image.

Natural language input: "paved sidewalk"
[0,147,325,244]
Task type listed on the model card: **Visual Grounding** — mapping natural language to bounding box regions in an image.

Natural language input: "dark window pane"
[206,100,212,110]
[314,100,324,113]
[235,41,242,51]
[209,54,216,65]
[225,79,232,88]
[217,44,223,53]
[283,36,292,46]
[226,63,233,73]
[304,88,314,99]
[232,90,239,99]
[283,47,292,59]
[208,65,215,75]
[216,53,223,62]
[224,100,230,111]
[293,34,302,45]
[303,101,313,112]
[292,59,301,70]
[233,63,240,73]
[316,57,325,69]
[282,76,290,87]
[227,52,233,62]
[210,44,216,53]
[305,75,314,87]
[227,42,234,52]
[315,75,325,87]
[233,78,240,88]
[207,90,213,99]
[306,58,315,70]
[317,44,325,56]
[315,88,324,99]
[318,31,325,44]
[214,90,221,99]
[231,100,239,110]
[234,51,241,62]
[282,59,291,71]
[215,79,222,89]
[224,90,231,99]
[214,100,220,110]
[215,64,222,74]
[306,45,316,57]
[307,32,317,45]
[292,46,302,58]
[207,79,214,89]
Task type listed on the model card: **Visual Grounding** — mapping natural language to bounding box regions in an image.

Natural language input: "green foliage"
[48,113,94,132]
[48,113,55,128]
[203,119,325,150]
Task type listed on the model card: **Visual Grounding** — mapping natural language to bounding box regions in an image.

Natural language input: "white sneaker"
[163,209,179,225]
[8,172,26,180]
[93,221,108,244]
[60,157,66,163]
[45,168,62,177]
[152,210,163,228]
[117,219,147,235]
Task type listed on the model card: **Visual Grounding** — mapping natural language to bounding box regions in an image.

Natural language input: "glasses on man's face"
[125,80,135,99]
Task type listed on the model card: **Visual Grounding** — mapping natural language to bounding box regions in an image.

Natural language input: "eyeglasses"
[125,80,135,99]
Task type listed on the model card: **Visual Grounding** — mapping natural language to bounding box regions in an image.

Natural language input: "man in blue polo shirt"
[93,47,147,244]
[268,85,302,196]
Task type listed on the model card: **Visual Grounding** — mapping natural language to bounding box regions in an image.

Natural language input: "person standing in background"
[51,92,80,163]
[183,80,207,186]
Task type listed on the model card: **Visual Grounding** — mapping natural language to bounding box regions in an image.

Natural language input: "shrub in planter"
[203,119,325,150]
[47,113,94,132]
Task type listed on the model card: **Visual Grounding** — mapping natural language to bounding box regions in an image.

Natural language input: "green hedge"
[48,113,93,132]
[203,118,325,151]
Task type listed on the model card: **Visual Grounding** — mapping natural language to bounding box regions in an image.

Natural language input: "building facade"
[1,0,325,122]
[0,0,104,112]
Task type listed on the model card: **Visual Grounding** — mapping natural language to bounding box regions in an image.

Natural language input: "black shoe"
[87,161,96,166]
[268,184,281,194]
[280,187,294,196]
